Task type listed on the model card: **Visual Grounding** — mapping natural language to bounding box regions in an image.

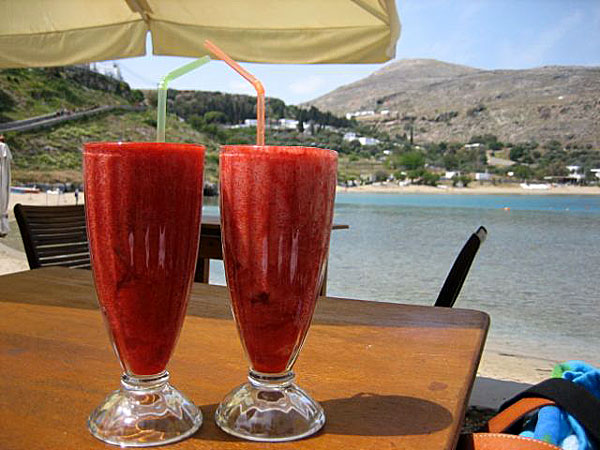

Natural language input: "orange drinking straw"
[204,40,265,146]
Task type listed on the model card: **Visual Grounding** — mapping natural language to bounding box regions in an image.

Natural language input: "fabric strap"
[499,378,600,447]
[486,397,557,433]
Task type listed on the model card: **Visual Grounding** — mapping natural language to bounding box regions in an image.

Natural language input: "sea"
[204,193,600,366]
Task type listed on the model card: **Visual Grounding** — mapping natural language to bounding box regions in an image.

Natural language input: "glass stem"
[248,370,295,390]
[121,371,170,392]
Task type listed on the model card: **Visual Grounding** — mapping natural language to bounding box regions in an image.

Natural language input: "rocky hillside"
[0,66,143,122]
[0,68,215,184]
[306,59,600,147]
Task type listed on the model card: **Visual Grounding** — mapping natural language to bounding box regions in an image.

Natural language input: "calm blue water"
[205,193,600,364]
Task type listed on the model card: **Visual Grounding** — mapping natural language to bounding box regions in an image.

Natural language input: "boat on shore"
[520,183,551,190]
[10,186,41,194]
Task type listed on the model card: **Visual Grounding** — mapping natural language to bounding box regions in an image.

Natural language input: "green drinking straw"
[156,56,211,142]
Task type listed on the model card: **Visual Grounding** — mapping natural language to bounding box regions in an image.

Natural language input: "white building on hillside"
[89,62,123,81]
[444,171,460,179]
[358,137,380,146]
[345,110,375,119]
[343,132,358,142]
[278,118,299,129]
[566,165,584,182]
[343,132,379,146]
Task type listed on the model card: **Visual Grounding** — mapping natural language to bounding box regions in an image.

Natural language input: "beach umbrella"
[0,0,400,68]
[0,141,11,237]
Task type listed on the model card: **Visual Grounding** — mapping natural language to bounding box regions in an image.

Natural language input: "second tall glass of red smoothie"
[215,145,338,441]
[84,142,205,447]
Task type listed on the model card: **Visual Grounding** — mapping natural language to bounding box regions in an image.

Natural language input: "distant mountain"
[305,59,600,147]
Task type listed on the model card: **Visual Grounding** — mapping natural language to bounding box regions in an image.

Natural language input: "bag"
[458,377,600,450]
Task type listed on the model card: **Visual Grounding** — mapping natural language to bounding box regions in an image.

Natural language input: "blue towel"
[520,361,600,449]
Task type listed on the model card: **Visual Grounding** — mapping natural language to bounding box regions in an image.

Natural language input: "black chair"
[14,203,91,269]
[14,203,218,282]
[434,226,487,308]
[14,203,486,305]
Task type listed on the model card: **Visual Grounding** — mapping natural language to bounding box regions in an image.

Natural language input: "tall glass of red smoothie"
[84,142,204,447]
[215,145,337,441]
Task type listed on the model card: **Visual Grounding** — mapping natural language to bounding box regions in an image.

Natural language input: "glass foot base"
[215,371,325,442]
[88,372,202,447]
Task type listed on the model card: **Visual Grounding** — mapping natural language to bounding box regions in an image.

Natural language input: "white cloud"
[289,76,324,96]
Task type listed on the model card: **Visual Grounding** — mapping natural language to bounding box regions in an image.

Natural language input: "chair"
[14,204,224,283]
[434,226,487,308]
[14,203,91,269]
[14,203,486,305]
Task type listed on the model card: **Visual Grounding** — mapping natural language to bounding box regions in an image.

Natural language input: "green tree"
[398,151,425,170]
[585,169,599,184]
[545,140,562,152]
[296,109,306,132]
[129,89,145,104]
[479,150,488,166]
[544,162,568,177]
[422,171,440,186]
[188,114,205,130]
[513,165,533,180]
[374,170,389,182]
[443,153,459,170]
[394,171,407,181]
[407,168,425,181]
[203,110,227,124]
[510,146,525,161]
[452,175,472,187]
[348,140,362,152]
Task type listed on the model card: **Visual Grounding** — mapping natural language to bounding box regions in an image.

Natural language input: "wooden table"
[0,267,489,449]
[197,215,349,295]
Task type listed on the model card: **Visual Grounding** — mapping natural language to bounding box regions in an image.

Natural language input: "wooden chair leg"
[319,264,328,296]
[195,258,210,283]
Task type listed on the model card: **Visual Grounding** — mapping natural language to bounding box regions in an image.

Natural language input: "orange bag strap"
[457,397,559,450]
[485,397,556,433]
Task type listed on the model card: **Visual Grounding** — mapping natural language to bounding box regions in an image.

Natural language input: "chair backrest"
[14,203,91,270]
[434,226,487,308]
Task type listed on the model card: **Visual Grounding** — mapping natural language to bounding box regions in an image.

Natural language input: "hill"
[0,66,143,121]
[305,59,600,148]
[0,67,215,184]
[146,89,353,129]
[0,67,360,185]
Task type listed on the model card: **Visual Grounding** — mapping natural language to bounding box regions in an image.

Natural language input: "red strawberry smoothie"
[220,145,337,374]
[84,142,204,376]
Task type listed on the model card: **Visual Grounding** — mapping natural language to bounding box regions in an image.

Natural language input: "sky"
[115,0,600,106]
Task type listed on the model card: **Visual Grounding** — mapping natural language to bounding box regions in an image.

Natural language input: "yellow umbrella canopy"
[0,0,400,68]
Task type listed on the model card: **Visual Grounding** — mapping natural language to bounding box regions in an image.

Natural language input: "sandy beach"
[0,191,580,410]
[338,182,600,195]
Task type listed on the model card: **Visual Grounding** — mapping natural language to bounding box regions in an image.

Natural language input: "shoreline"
[337,183,600,196]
